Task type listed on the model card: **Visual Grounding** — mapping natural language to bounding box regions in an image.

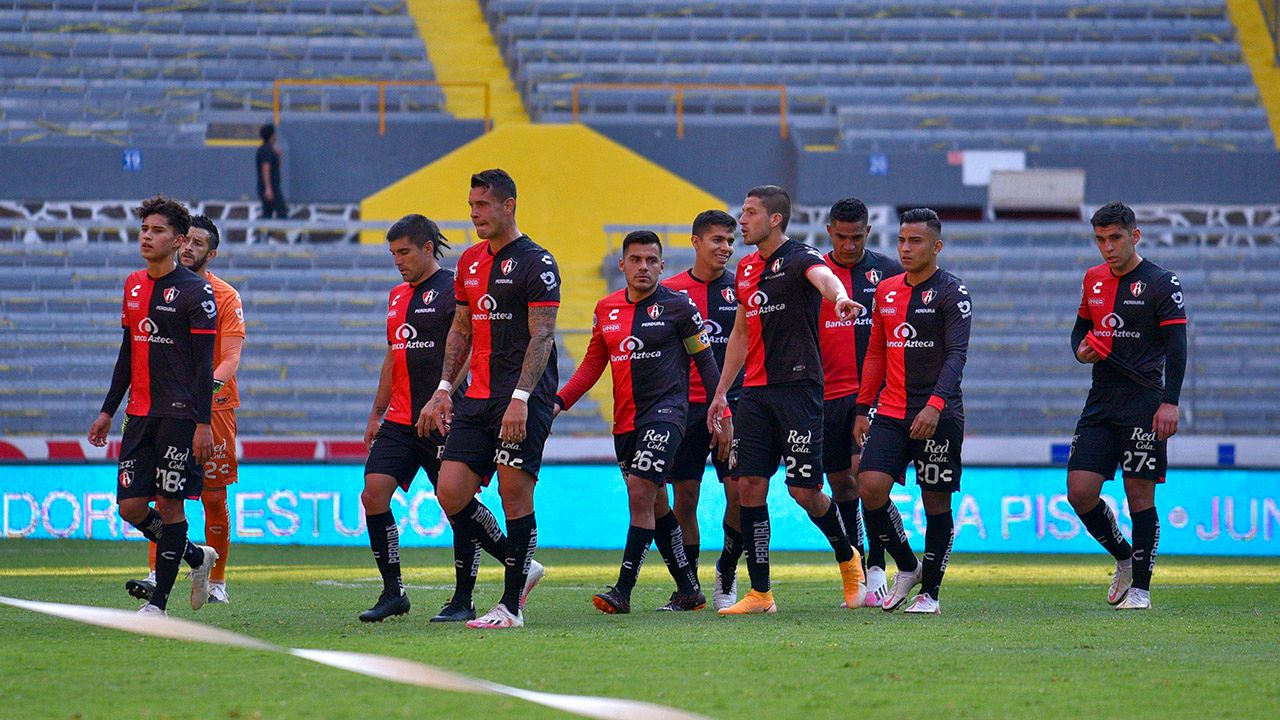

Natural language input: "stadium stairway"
[406,0,529,126]
[1226,0,1280,148]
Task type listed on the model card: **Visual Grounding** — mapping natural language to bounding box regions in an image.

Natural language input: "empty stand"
[487,0,1275,152]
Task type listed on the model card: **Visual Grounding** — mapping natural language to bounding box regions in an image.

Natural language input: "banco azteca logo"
[478,294,498,312]
[618,336,644,353]
[1100,313,1124,330]
[893,322,918,340]
[747,290,769,308]
[395,323,418,341]
[137,317,159,334]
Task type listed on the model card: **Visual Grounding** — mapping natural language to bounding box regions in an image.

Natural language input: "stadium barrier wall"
[3,462,1277,557]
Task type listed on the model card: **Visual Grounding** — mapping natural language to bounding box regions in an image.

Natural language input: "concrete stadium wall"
[0,117,484,204]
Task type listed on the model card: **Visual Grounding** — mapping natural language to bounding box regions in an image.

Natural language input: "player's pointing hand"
[834,296,863,321]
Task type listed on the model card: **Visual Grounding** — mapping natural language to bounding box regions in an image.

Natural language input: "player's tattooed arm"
[515,305,558,394]
[439,306,474,391]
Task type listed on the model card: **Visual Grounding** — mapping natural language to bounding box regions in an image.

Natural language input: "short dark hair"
[691,209,737,237]
[189,214,220,251]
[470,168,517,202]
[1090,201,1137,232]
[746,185,791,232]
[259,123,275,142]
[829,197,869,226]
[134,195,191,236]
[899,207,942,236]
[387,213,450,260]
[622,230,662,255]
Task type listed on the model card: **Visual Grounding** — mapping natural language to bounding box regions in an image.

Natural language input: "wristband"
[437,380,453,394]
[512,389,531,402]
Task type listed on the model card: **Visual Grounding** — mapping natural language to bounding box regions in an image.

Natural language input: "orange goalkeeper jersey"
[206,271,245,411]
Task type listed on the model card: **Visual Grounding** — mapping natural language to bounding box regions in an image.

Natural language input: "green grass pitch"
[1,539,1278,719]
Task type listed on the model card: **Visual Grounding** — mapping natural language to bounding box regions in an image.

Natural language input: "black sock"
[365,511,403,597]
[183,540,204,568]
[135,508,165,543]
[863,500,919,573]
[499,513,537,612]
[1078,500,1134,562]
[1131,507,1159,591]
[810,500,854,564]
[920,510,955,600]
[683,544,700,575]
[836,499,866,562]
[152,520,189,611]
[740,504,771,594]
[867,528,886,570]
[718,521,743,575]
[654,511,697,593]
[615,525,654,596]
[462,498,508,561]
[452,531,482,608]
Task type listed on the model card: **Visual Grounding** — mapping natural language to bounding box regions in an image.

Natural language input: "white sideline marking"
[0,595,712,720]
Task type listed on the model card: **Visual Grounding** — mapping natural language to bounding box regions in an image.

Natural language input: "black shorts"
[442,394,555,480]
[669,401,734,482]
[822,394,861,474]
[730,382,824,488]
[614,422,684,484]
[1067,386,1167,483]
[859,414,964,493]
[117,416,202,501]
[364,421,445,491]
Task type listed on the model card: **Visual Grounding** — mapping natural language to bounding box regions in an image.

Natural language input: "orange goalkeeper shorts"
[202,409,239,489]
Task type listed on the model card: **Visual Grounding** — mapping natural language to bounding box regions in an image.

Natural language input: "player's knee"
[787,485,824,512]
[1065,482,1099,513]
[117,500,148,526]
[921,491,952,515]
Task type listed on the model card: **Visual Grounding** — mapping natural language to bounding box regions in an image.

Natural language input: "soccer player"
[422,169,556,629]
[1066,202,1187,611]
[707,185,867,616]
[125,215,245,606]
[854,208,972,616]
[87,195,219,616]
[556,231,728,614]
[819,198,903,607]
[662,210,745,610]
[357,214,509,624]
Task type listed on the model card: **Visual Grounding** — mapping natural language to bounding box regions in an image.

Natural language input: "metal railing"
[570,83,788,139]
[0,218,479,247]
[272,79,492,135]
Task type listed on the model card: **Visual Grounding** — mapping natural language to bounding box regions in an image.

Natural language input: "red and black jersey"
[1077,259,1187,395]
[819,249,903,400]
[857,269,972,421]
[454,236,561,401]
[117,266,217,421]
[557,285,710,433]
[662,268,742,402]
[736,239,828,388]
[384,268,455,425]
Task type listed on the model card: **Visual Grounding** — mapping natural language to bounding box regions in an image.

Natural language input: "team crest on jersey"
[771,258,784,273]
[1130,281,1146,297]
[722,287,736,303]
[866,269,882,284]
[118,469,133,488]
[501,259,518,275]
[164,287,179,304]
[648,304,663,319]
[922,289,936,305]
[423,289,437,305]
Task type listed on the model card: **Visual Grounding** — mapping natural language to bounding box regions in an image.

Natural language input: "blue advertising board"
[3,464,1278,555]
